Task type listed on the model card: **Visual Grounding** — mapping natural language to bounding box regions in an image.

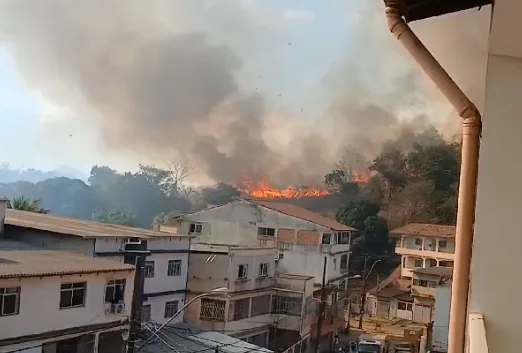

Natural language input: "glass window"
[60,282,86,309]
[0,287,21,316]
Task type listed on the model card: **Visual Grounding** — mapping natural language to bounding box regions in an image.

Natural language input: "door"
[377,300,389,318]
[414,304,432,323]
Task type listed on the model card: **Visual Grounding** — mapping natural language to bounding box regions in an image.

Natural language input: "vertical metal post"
[314,257,328,353]
[126,255,146,353]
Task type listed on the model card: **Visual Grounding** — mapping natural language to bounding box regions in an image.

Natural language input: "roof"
[190,242,276,254]
[5,209,191,239]
[141,324,273,353]
[390,223,455,239]
[386,0,491,23]
[0,250,134,278]
[412,266,454,278]
[369,286,411,299]
[251,200,355,231]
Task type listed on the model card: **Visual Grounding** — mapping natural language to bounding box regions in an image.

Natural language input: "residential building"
[410,267,453,324]
[0,201,192,325]
[0,249,134,353]
[184,243,314,351]
[432,280,452,353]
[172,199,355,288]
[391,223,455,280]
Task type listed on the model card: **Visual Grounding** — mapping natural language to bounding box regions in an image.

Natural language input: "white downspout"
[383,2,482,353]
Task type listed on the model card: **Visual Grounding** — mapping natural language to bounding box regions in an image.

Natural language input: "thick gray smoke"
[0,0,491,186]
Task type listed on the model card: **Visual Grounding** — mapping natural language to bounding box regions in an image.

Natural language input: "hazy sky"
[0,0,490,182]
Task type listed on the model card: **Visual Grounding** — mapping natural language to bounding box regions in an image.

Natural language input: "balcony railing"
[469,313,489,353]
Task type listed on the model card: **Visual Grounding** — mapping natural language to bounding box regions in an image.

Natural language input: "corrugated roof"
[412,266,453,277]
[0,250,134,278]
[390,223,456,238]
[251,200,355,231]
[5,209,190,239]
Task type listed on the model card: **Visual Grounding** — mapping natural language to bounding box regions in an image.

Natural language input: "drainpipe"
[383,2,481,353]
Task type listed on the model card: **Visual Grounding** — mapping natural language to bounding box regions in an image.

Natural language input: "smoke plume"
[0,0,491,186]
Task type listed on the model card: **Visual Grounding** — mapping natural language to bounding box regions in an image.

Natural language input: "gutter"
[383,2,481,353]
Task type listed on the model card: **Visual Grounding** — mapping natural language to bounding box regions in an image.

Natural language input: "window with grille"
[0,287,20,316]
[164,300,179,318]
[232,298,251,320]
[251,295,271,316]
[237,264,248,279]
[167,260,182,276]
[322,233,331,244]
[200,298,225,321]
[189,223,203,234]
[145,261,155,278]
[60,282,86,309]
[272,295,302,315]
[105,279,126,303]
[414,259,423,268]
[413,279,437,288]
[142,304,151,322]
[398,301,413,311]
[258,263,269,277]
[258,227,275,237]
[336,232,350,244]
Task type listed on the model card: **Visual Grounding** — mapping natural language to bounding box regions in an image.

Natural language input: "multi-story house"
[0,249,135,353]
[0,200,192,325]
[391,223,456,280]
[172,199,355,288]
[183,243,314,352]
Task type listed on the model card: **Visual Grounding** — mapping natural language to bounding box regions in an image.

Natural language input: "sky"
[0,0,368,174]
[0,0,491,183]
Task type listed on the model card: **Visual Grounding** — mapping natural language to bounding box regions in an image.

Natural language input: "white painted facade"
[185,244,314,344]
[175,200,352,286]
[467,0,522,350]
[395,235,455,278]
[0,269,134,353]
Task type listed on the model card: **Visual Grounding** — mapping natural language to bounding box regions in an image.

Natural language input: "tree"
[369,148,408,198]
[139,160,194,197]
[201,183,241,205]
[8,196,49,213]
[387,180,435,229]
[152,210,183,229]
[94,210,137,226]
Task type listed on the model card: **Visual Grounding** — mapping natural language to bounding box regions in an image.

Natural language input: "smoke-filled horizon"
[0,1,491,187]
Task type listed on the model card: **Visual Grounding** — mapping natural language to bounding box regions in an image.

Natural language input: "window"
[0,287,20,316]
[439,260,454,268]
[413,279,437,288]
[258,263,269,277]
[251,295,271,316]
[397,301,413,311]
[258,227,275,237]
[414,238,422,246]
[145,261,155,278]
[278,252,284,260]
[340,254,348,272]
[60,282,86,309]
[414,259,423,268]
[105,279,126,303]
[164,301,179,318]
[200,298,225,321]
[272,296,302,315]
[167,260,182,276]
[336,232,350,244]
[322,233,331,244]
[237,264,248,279]
[142,304,151,322]
[333,258,337,270]
[438,240,447,248]
[232,298,251,320]
[189,222,203,234]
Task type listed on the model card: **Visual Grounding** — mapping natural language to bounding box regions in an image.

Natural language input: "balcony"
[469,313,489,353]
[395,245,455,260]
[321,243,350,254]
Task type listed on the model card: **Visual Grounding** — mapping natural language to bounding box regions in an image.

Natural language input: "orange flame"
[242,178,330,199]
[352,171,371,183]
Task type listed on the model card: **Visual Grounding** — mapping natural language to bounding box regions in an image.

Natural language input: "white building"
[0,202,192,325]
[391,223,456,280]
[0,250,134,353]
[173,199,354,288]
[184,243,315,351]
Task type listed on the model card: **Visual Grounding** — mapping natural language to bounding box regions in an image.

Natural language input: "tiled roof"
[5,209,190,239]
[0,250,134,278]
[389,223,456,238]
[251,200,355,231]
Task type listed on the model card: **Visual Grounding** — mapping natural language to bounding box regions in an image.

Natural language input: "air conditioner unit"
[124,238,142,245]
[111,303,126,314]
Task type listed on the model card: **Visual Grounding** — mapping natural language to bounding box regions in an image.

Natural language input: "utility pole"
[358,255,368,330]
[126,255,146,353]
[314,257,327,353]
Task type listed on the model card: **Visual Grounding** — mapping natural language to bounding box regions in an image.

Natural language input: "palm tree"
[8,196,49,214]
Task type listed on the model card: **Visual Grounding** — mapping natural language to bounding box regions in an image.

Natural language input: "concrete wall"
[143,293,186,325]
[144,253,189,294]
[433,282,451,349]
[0,271,134,340]
[470,25,522,351]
